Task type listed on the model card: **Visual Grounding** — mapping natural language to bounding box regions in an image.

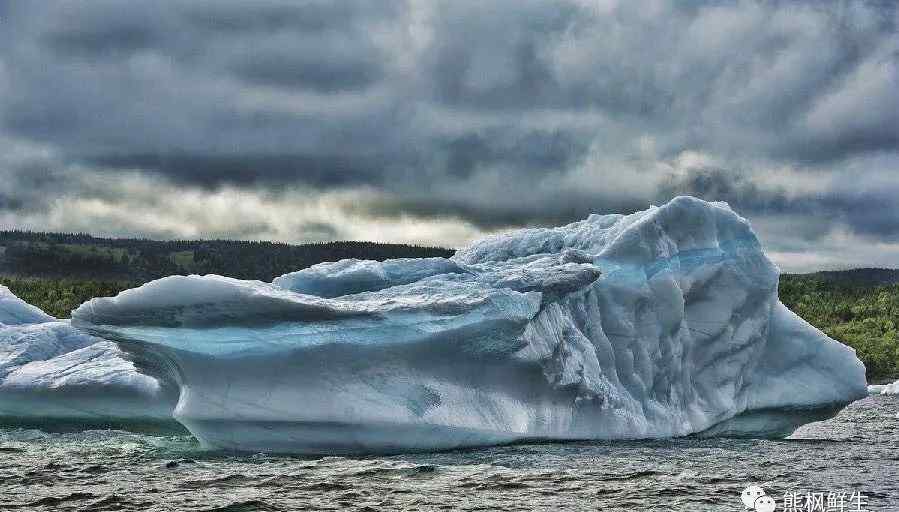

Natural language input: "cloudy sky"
[0,1,897,271]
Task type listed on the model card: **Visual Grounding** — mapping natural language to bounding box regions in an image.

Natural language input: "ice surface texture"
[0,286,174,420]
[72,197,867,453]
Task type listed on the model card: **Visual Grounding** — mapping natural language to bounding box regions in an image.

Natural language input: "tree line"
[0,230,453,282]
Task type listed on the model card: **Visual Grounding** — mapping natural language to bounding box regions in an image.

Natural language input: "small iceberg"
[0,286,176,422]
[868,380,899,395]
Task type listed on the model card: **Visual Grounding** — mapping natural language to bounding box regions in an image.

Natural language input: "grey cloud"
[423,3,574,111]
[0,150,74,216]
[84,153,389,188]
[228,49,383,93]
[43,20,157,58]
[822,190,899,242]
[436,129,588,180]
[657,167,794,215]
[363,189,645,231]
[296,221,340,240]
[0,0,896,268]
[659,165,899,243]
[181,1,403,35]
[200,2,395,93]
[4,1,895,170]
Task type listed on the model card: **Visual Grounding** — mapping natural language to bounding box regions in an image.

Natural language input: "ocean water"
[1,396,897,511]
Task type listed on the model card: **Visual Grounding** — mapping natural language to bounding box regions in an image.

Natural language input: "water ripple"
[0,396,896,510]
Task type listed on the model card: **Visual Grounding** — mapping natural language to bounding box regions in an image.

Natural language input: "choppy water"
[1,396,897,511]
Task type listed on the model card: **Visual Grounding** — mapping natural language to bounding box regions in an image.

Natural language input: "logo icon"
[741,485,776,511]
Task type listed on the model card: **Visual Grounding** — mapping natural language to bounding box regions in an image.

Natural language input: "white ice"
[273,257,464,297]
[868,380,899,395]
[0,286,173,420]
[68,196,867,453]
[0,285,54,325]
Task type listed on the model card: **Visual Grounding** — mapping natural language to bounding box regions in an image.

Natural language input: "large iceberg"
[0,286,175,421]
[71,197,868,453]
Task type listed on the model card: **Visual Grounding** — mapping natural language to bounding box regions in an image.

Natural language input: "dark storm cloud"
[437,129,588,180]
[659,165,899,243]
[364,188,647,231]
[85,153,388,188]
[819,188,899,242]
[0,0,897,266]
[422,3,576,111]
[43,20,157,58]
[228,51,383,93]
[180,1,402,35]
[202,1,396,93]
[658,167,794,215]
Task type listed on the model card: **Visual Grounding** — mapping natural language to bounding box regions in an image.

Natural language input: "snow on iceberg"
[72,196,868,454]
[0,286,174,421]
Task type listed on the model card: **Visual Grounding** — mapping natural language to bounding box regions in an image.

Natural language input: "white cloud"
[0,171,485,247]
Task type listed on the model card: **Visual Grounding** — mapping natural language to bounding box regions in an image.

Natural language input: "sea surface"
[1,396,897,511]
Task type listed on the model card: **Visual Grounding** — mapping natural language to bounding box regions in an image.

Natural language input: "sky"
[0,0,897,272]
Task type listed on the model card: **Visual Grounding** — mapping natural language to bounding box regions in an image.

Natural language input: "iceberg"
[0,286,175,421]
[71,197,868,454]
[0,285,54,325]
[868,380,899,395]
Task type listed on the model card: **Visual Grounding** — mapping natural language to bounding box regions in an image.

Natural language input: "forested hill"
[0,230,454,282]
[780,269,899,381]
[786,268,899,288]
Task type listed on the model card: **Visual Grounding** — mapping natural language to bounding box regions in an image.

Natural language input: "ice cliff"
[60,196,867,453]
[0,286,174,421]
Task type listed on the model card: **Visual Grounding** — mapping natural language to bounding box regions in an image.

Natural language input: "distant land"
[0,230,453,282]
[787,268,899,287]
[0,230,896,381]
